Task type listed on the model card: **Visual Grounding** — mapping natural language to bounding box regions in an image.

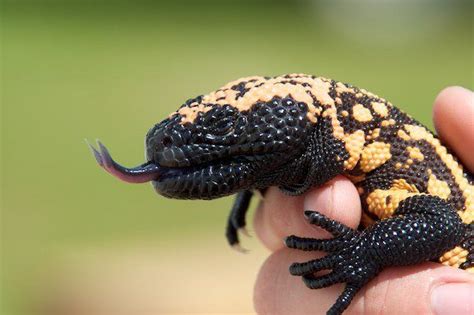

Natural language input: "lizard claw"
[232,243,249,253]
[238,227,252,237]
[286,210,375,315]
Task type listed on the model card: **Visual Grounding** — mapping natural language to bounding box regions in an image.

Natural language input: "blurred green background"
[2,0,473,314]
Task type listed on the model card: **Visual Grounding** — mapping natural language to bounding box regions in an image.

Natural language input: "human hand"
[253,86,474,314]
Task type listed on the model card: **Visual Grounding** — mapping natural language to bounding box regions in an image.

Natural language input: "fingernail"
[431,283,474,315]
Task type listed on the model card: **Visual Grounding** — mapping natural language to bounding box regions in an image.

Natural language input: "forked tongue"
[87,140,161,183]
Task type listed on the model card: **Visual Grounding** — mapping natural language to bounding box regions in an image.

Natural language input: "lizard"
[88,74,474,315]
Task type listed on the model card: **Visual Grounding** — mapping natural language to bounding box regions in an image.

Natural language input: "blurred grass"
[1,1,473,314]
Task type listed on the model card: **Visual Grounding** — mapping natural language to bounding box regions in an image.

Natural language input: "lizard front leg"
[285,194,464,315]
[225,190,253,248]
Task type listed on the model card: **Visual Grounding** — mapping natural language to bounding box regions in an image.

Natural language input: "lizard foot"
[285,211,380,315]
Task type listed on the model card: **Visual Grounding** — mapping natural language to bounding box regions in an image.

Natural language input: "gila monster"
[89,74,474,314]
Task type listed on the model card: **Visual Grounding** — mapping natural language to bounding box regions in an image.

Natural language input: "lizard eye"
[203,106,237,136]
[212,117,234,135]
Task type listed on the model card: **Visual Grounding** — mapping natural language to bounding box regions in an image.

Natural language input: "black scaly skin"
[460,223,474,269]
[226,190,253,247]
[90,74,473,315]
[286,196,464,314]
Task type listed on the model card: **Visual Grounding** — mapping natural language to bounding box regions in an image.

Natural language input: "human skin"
[253,87,474,315]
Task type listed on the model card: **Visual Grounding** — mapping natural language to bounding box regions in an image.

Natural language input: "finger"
[254,248,474,315]
[253,176,361,251]
[254,249,341,314]
[433,86,474,171]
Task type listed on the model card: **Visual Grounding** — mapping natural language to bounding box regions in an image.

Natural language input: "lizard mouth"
[152,159,252,199]
[88,140,258,199]
[151,152,273,199]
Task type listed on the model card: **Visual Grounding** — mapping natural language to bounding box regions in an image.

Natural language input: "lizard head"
[90,75,321,199]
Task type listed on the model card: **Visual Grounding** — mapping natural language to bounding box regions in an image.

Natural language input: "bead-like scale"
[90,74,474,315]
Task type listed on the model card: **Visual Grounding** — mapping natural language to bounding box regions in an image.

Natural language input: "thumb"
[357,263,474,315]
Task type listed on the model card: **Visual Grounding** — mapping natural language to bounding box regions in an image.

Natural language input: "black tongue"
[87,139,161,183]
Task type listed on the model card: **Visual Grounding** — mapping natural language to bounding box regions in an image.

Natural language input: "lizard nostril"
[162,136,173,147]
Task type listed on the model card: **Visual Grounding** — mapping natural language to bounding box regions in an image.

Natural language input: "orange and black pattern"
[92,73,474,315]
[165,74,473,273]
